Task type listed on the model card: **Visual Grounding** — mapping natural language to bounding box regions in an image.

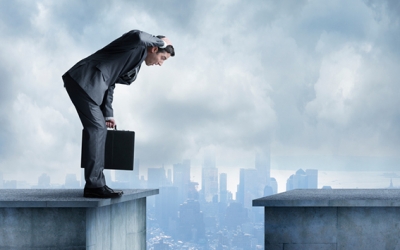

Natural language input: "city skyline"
[1,153,398,193]
[1,155,397,249]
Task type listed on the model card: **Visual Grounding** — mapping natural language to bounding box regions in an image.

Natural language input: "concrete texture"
[254,189,400,250]
[253,189,400,207]
[0,189,158,207]
[0,189,157,250]
[337,207,400,250]
[0,207,86,249]
[86,197,146,250]
[264,207,337,244]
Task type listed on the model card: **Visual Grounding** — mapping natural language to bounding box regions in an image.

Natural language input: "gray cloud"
[0,0,400,185]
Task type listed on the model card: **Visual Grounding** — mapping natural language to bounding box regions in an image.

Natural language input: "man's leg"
[63,74,106,188]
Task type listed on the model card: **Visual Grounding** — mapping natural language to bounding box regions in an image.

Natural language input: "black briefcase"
[104,128,135,170]
[81,128,135,170]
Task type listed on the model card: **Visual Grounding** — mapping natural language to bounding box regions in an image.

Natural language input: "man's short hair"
[157,35,175,57]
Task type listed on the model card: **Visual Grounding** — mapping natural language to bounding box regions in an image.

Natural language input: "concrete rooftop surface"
[0,189,159,208]
[253,189,400,207]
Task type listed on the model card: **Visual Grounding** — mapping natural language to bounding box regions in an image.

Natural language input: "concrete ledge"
[254,189,400,249]
[0,189,158,250]
[253,189,400,207]
[0,189,158,207]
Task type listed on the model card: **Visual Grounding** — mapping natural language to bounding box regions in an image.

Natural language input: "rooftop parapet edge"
[0,189,159,208]
[253,189,400,207]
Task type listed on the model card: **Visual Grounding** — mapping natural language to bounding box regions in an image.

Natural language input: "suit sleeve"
[101,83,115,118]
[138,31,165,48]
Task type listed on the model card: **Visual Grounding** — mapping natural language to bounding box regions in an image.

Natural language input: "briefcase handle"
[108,125,118,131]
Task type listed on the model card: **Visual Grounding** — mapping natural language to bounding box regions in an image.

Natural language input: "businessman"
[62,30,175,198]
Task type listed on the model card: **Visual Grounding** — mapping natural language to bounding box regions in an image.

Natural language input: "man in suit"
[62,30,175,198]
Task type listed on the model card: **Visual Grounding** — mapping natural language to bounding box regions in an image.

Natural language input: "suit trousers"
[63,73,106,188]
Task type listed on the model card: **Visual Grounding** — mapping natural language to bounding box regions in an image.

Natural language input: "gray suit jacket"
[64,30,164,117]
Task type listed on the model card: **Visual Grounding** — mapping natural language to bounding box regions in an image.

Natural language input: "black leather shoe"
[84,186,123,198]
[105,185,124,195]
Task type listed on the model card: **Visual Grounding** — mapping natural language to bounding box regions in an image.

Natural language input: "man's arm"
[101,84,116,128]
[138,31,166,48]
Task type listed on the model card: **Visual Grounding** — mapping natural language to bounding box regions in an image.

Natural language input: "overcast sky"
[0,0,399,187]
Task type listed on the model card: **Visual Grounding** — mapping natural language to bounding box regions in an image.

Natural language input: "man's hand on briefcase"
[105,118,116,129]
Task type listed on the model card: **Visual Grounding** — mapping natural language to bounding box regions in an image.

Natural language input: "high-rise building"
[155,186,179,233]
[65,174,80,188]
[236,169,262,208]
[167,169,172,184]
[148,167,167,188]
[38,173,50,188]
[113,158,141,188]
[255,150,270,187]
[306,169,318,189]
[177,199,205,241]
[219,173,228,204]
[173,159,191,204]
[187,181,199,200]
[223,202,248,229]
[270,177,278,194]
[4,180,17,189]
[202,167,218,202]
[218,174,229,222]
[286,169,318,191]
[133,158,140,180]
[201,154,218,202]
[0,172,3,188]
[115,169,131,182]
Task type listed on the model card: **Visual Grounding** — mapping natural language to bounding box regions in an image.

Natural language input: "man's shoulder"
[119,30,145,44]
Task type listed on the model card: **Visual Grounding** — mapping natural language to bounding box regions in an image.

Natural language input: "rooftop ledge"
[252,189,400,207]
[0,189,159,208]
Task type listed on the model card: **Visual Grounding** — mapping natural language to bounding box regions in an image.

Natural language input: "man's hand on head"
[105,118,116,129]
[161,37,172,47]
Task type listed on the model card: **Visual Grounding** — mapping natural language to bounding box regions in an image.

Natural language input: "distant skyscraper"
[187,181,199,200]
[155,186,179,233]
[255,150,271,187]
[65,174,80,188]
[148,167,167,188]
[286,169,318,191]
[306,169,318,188]
[0,172,3,188]
[38,173,50,188]
[111,159,141,188]
[223,202,248,229]
[115,169,131,183]
[219,173,228,204]
[202,167,218,203]
[270,177,278,194]
[264,185,274,196]
[173,159,191,204]
[177,200,205,241]
[133,158,140,183]
[167,169,172,184]
[4,180,17,189]
[236,168,262,208]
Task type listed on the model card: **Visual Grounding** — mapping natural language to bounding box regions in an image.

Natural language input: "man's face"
[145,48,171,66]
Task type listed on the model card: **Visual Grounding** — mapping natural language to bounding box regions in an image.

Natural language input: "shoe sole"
[83,193,123,198]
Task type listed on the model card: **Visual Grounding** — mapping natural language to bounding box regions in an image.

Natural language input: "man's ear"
[150,46,158,53]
